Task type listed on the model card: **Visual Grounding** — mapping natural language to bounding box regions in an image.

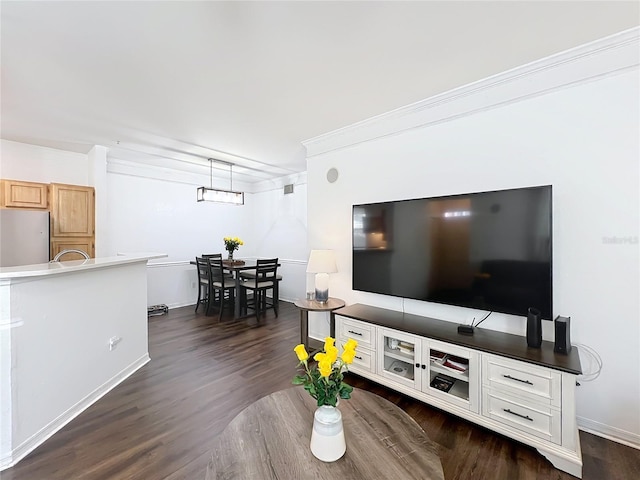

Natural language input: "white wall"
[251,176,309,302]
[0,139,88,185]
[305,35,639,446]
[105,165,309,307]
[105,171,254,260]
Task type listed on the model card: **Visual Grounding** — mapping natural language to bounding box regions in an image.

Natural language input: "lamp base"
[314,272,330,303]
[315,288,329,303]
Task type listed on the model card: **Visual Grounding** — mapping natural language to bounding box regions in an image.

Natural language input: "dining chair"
[239,266,282,307]
[206,257,236,320]
[195,256,210,313]
[239,258,279,321]
[203,253,234,279]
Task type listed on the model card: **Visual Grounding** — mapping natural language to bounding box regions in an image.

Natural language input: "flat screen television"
[352,185,552,319]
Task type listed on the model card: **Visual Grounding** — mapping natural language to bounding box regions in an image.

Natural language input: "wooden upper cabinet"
[50,183,95,237]
[1,179,49,209]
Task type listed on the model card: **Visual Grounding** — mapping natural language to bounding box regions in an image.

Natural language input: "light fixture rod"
[197,157,244,205]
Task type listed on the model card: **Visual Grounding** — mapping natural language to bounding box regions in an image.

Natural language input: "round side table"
[294,297,345,354]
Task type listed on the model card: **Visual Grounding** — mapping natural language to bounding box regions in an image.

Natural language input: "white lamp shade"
[306,250,337,274]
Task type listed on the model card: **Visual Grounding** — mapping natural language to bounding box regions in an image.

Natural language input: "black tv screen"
[352,185,552,319]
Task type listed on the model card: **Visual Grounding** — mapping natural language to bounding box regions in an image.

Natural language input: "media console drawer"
[337,316,375,350]
[482,390,561,444]
[349,347,374,373]
[482,355,561,407]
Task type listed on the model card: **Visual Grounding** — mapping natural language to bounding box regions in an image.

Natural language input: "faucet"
[52,249,90,262]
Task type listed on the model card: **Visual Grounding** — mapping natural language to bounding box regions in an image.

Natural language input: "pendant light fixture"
[197,158,244,205]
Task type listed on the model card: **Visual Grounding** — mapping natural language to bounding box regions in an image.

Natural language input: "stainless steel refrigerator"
[0,209,50,267]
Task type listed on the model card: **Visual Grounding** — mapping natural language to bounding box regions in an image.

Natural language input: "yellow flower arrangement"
[223,236,244,254]
[293,337,358,407]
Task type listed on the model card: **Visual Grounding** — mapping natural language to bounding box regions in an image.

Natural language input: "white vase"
[310,405,346,462]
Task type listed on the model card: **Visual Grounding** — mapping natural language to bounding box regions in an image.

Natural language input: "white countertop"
[0,253,167,279]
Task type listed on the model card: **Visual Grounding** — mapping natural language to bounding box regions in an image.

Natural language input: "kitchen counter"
[0,253,166,280]
[0,252,165,471]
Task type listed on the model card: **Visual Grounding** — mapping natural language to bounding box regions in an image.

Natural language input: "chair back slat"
[251,258,278,286]
[207,257,227,283]
[195,257,209,280]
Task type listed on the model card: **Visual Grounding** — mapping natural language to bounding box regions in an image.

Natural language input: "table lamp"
[306,250,337,303]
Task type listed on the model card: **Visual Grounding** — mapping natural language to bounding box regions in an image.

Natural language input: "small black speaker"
[526,307,542,348]
[554,316,572,354]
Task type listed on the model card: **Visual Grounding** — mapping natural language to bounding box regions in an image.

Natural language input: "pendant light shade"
[197,159,244,205]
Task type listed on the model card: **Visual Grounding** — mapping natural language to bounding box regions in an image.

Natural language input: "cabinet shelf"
[382,356,415,381]
[383,345,414,363]
[445,378,469,401]
[430,361,470,382]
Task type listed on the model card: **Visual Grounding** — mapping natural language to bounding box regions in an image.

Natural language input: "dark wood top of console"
[335,303,582,375]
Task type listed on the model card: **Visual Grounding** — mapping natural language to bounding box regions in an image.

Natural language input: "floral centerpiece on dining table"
[223,236,243,260]
[293,337,357,407]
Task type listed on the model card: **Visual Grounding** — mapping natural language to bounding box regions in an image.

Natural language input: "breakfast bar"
[0,253,164,470]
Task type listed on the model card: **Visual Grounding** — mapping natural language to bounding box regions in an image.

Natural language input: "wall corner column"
[88,146,108,257]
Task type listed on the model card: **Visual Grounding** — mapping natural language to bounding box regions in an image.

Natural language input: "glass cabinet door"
[378,328,421,389]
[422,339,479,412]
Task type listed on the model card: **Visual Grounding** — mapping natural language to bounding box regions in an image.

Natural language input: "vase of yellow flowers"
[293,337,358,462]
[223,236,243,260]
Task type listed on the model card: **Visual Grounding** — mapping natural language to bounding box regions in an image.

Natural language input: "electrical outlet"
[191,281,196,288]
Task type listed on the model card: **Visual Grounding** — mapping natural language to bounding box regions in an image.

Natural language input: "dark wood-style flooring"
[3,302,638,479]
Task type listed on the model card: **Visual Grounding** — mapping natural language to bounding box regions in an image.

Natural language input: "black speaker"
[554,316,572,354]
[526,307,542,348]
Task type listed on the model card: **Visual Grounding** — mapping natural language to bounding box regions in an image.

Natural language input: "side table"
[294,297,346,354]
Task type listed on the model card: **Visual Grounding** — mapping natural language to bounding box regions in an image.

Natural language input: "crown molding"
[303,27,640,159]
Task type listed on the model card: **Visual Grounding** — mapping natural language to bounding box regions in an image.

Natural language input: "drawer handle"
[503,374,533,385]
[347,330,363,336]
[355,355,363,360]
[503,408,533,422]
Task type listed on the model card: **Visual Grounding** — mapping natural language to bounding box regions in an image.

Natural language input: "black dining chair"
[206,257,236,320]
[195,256,210,313]
[203,253,234,280]
[239,266,282,307]
[239,258,279,321]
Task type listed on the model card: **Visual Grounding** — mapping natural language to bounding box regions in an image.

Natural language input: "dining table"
[191,258,279,318]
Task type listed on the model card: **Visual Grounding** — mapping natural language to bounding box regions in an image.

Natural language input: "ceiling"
[1,1,638,184]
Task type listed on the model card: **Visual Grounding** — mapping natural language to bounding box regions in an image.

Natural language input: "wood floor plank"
[2,302,638,479]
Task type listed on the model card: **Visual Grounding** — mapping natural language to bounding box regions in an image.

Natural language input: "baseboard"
[1,353,150,471]
[578,416,640,450]
[177,298,295,311]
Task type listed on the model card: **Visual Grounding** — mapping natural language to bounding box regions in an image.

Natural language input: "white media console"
[334,304,583,478]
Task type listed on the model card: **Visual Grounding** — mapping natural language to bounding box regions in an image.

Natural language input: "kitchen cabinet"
[50,183,95,259]
[1,179,48,209]
[50,183,95,237]
[51,238,95,260]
